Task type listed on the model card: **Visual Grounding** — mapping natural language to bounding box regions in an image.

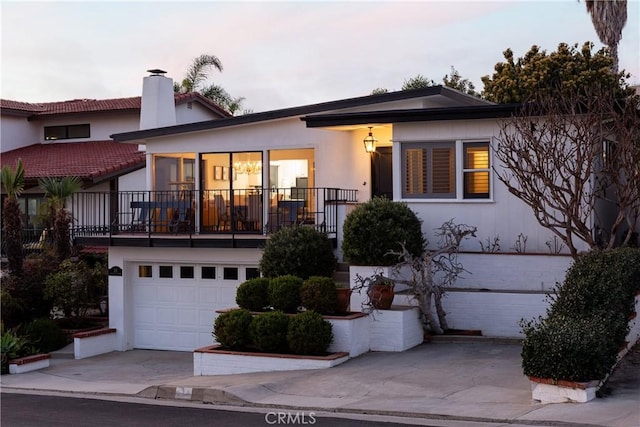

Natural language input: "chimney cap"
[147,69,167,76]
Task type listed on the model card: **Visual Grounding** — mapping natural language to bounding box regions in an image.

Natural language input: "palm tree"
[1,160,25,276]
[173,54,223,93]
[585,0,628,72]
[39,176,82,261]
[174,54,249,115]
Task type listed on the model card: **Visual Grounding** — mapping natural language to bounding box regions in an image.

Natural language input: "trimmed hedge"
[236,277,270,312]
[341,197,424,266]
[213,309,253,349]
[521,248,640,382]
[300,276,338,314]
[287,310,333,356]
[268,275,303,313]
[249,311,289,353]
[259,226,337,279]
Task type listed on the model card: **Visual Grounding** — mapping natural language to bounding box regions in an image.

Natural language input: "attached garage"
[131,262,259,351]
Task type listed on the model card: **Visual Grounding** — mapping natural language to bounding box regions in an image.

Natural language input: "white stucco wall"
[393,119,592,254]
[1,114,40,152]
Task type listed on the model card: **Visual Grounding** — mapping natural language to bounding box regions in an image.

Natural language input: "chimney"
[139,69,176,130]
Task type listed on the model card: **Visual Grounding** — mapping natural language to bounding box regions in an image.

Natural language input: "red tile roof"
[1,93,230,117]
[1,141,145,185]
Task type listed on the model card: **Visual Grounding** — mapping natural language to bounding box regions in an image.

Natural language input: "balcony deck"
[65,187,357,250]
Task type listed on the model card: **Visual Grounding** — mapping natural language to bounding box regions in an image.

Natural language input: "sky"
[1,0,639,113]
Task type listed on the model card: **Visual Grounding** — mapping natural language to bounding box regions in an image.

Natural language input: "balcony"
[67,187,358,249]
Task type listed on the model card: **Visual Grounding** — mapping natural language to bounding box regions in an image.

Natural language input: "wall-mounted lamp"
[363,126,377,153]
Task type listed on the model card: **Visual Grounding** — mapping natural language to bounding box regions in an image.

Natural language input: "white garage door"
[132,263,258,351]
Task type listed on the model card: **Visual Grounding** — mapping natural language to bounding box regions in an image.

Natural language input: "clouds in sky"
[2,1,638,112]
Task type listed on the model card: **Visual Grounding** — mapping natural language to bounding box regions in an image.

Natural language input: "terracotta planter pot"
[335,288,352,313]
[368,284,395,309]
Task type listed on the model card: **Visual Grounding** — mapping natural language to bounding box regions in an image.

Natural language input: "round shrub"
[213,309,253,349]
[249,311,290,353]
[268,275,303,313]
[236,277,270,311]
[300,276,338,314]
[342,197,425,266]
[521,247,640,382]
[259,227,337,279]
[20,318,69,353]
[521,315,620,382]
[287,310,333,355]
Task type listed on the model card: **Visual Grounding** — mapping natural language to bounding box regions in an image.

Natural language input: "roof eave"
[302,104,522,128]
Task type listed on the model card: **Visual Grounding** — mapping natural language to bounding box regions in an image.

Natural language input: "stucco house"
[0,89,229,245]
[42,70,588,353]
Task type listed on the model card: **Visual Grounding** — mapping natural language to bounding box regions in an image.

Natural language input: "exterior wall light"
[363,127,377,153]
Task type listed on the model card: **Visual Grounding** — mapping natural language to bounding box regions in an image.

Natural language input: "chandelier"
[233,161,262,175]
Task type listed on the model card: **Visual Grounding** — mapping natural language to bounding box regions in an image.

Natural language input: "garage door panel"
[178,286,198,303]
[133,263,242,351]
[157,287,178,303]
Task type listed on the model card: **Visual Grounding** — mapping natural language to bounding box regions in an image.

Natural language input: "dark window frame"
[44,124,90,141]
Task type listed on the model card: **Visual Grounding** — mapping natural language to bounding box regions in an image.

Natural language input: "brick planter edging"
[9,353,51,366]
[8,353,51,374]
[73,327,116,339]
[194,345,348,361]
[529,376,599,390]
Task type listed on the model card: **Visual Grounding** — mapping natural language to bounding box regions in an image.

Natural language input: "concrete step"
[49,343,74,359]
[335,262,349,272]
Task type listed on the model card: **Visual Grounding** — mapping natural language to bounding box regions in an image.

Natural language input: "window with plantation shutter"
[401,140,491,200]
[402,142,455,198]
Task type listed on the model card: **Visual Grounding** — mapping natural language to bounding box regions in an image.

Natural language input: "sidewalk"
[1,341,638,427]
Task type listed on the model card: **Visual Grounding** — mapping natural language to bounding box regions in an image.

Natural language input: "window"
[138,265,153,278]
[223,267,238,280]
[180,266,195,279]
[246,268,260,280]
[159,266,173,278]
[402,140,490,200]
[402,142,455,198]
[201,266,216,279]
[44,124,90,140]
[463,143,490,199]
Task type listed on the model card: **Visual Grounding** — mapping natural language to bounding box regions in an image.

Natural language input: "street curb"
[141,386,598,427]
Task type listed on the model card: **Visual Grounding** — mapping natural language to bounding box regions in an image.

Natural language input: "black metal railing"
[67,187,357,242]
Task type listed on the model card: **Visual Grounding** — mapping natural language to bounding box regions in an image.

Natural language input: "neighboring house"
[62,71,582,352]
[0,88,230,240]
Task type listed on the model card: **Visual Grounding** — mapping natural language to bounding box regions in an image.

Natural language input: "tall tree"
[442,66,478,96]
[39,176,82,261]
[481,42,633,103]
[494,84,640,258]
[401,74,435,90]
[174,54,249,115]
[1,159,25,276]
[584,0,627,72]
[173,54,223,93]
[372,67,479,96]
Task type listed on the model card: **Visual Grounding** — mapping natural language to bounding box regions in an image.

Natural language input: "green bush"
[236,277,270,312]
[249,311,290,353]
[1,325,30,374]
[1,254,58,329]
[300,276,338,314]
[44,259,94,325]
[521,315,621,382]
[268,275,303,313]
[213,309,253,349]
[20,318,69,353]
[259,227,337,279]
[521,248,640,382]
[287,310,333,355]
[342,197,425,266]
